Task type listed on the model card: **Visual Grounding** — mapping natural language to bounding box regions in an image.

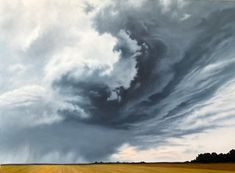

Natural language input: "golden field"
[1,163,235,173]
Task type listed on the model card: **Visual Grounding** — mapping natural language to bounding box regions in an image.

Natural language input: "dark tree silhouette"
[192,149,235,163]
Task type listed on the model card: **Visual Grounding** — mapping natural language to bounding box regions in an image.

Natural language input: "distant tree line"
[191,149,235,163]
[93,161,146,164]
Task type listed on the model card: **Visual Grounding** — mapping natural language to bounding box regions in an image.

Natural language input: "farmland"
[1,163,235,173]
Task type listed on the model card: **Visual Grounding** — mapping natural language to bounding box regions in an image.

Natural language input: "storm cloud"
[0,0,235,163]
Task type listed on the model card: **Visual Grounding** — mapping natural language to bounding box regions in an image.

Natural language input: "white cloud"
[44,31,119,83]
[0,0,121,123]
[0,85,63,129]
[8,64,26,74]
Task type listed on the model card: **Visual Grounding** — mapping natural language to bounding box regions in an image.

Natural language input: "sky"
[0,0,235,163]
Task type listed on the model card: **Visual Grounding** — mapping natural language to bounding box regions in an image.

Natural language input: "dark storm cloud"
[52,0,235,153]
[47,1,235,159]
[2,0,235,163]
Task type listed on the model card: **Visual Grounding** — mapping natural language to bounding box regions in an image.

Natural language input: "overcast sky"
[0,0,235,163]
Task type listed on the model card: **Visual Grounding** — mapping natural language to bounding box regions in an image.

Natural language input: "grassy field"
[1,163,235,173]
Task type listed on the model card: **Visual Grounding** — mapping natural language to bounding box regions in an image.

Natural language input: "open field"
[1,163,235,173]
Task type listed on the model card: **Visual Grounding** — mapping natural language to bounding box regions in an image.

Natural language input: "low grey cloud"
[55,0,235,130]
